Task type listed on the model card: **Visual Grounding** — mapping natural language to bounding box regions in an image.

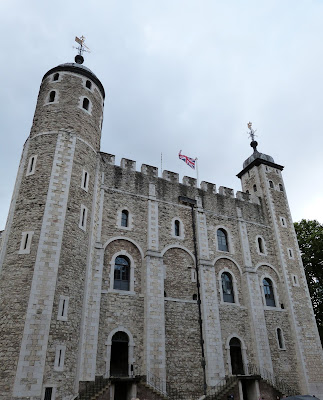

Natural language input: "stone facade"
[0,61,323,400]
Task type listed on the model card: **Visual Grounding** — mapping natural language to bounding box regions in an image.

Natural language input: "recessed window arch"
[263,277,276,307]
[82,97,90,110]
[53,72,59,81]
[256,236,266,255]
[121,210,129,227]
[221,272,235,303]
[86,80,92,89]
[217,228,229,252]
[171,217,184,239]
[279,184,284,192]
[118,208,132,230]
[49,90,56,103]
[253,184,257,192]
[109,251,136,294]
[113,256,130,291]
[269,180,274,189]
[276,328,285,349]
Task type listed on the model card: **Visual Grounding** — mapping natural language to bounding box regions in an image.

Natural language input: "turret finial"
[247,122,258,152]
[74,36,91,64]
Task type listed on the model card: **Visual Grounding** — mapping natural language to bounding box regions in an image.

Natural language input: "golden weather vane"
[73,36,91,64]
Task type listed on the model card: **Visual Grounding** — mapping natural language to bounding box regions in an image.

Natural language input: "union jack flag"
[178,150,196,169]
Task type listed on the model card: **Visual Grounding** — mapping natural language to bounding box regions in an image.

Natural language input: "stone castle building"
[0,58,323,400]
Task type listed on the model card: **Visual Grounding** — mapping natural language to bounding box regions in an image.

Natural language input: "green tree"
[294,219,323,344]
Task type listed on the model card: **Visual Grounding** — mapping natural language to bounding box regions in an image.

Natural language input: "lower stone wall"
[258,380,281,400]
[164,299,204,397]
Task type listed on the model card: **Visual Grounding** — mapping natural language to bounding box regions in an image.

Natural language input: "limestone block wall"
[0,133,56,399]
[241,161,323,396]
[31,70,104,151]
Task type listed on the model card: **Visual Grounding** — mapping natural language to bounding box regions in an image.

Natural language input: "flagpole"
[196,158,199,188]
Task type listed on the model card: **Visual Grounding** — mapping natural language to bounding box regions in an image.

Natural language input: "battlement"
[99,152,259,204]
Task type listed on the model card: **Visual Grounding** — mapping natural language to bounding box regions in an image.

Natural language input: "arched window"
[217,228,228,252]
[86,80,92,89]
[121,210,129,227]
[279,184,284,192]
[269,180,274,188]
[258,237,264,254]
[229,338,244,375]
[221,272,234,303]
[110,331,129,376]
[53,73,59,81]
[192,293,197,301]
[49,91,56,103]
[174,220,180,236]
[114,256,130,291]
[277,328,284,349]
[82,97,90,110]
[253,184,257,192]
[263,278,276,307]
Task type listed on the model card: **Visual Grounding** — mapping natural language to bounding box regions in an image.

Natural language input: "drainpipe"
[178,196,207,396]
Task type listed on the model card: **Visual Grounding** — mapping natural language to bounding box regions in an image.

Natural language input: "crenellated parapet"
[98,153,261,205]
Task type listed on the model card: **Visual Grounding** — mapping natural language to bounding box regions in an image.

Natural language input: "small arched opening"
[82,97,90,111]
[229,337,244,375]
[49,91,56,103]
[110,331,129,377]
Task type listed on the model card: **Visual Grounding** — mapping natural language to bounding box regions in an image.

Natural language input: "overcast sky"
[1,0,323,230]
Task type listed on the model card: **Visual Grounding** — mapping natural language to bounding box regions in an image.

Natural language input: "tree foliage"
[294,219,323,344]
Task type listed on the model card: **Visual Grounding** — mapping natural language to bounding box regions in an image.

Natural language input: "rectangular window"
[57,295,69,321]
[54,345,66,371]
[19,231,34,254]
[191,269,197,282]
[79,205,88,231]
[292,274,299,287]
[44,387,53,400]
[81,170,89,191]
[280,217,287,227]
[26,155,37,176]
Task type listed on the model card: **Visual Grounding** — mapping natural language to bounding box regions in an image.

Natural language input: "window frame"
[57,295,69,321]
[79,96,92,114]
[79,204,88,231]
[19,231,34,254]
[217,228,229,252]
[171,217,184,239]
[262,277,276,307]
[42,385,57,400]
[221,271,235,303]
[117,208,132,230]
[54,345,66,371]
[26,155,38,176]
[121,210,129,228]
[276,327,286,350]
[81,169,89,191]
[109,251,135,294]
[45,90,59,105]
[256,235,267,256]
[113,255,130,291]
[218,268,240,305]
